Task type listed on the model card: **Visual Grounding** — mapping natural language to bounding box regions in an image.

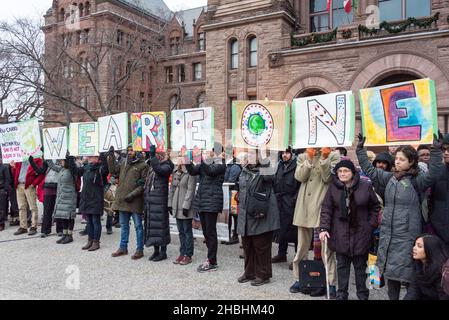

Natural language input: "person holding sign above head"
[143,145,174,262]
[10,156,44,236]
[47,155,78,244]
[108,144,148,260]
[356,133,444,300]
[236,151,280,286]
[69,152,109,250]
[168,151,198,266]
[290,147,340,298]
[186,144,227,273]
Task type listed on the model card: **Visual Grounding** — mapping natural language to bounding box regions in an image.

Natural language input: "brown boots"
[82,239,100,251]
[111,248,128,257]
[88,241,100,251]
[82,239,93,250]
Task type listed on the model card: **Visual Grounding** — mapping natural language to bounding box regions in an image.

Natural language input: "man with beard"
[109,144,149,260]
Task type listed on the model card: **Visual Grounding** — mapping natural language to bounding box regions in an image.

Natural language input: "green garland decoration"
[359,12,440,36]
[291,28,337,47]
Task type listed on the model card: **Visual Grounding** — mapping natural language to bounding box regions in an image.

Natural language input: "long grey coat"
[49,161,77,220]
[237,163,280,237]
[168,167,197,220]
[357,147,443,283]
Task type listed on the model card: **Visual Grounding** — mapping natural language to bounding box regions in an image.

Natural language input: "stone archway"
[283,74,342,102]
[349,52,449,111]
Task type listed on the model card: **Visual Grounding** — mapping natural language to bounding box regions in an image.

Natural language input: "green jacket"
[107,156,149,214]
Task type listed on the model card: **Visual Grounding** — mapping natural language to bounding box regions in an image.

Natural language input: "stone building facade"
[43,0,449,149]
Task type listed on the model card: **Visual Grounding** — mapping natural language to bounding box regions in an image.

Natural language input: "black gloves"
[167,206,173,215]
[182,208,189,217]
[149,145,156,158]
[28,155,34,163]
[431,130,443,150]
[357,133,366,150]
[124,194,134,203]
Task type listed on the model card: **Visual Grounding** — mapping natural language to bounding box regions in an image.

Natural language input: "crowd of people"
[0,133,448,300]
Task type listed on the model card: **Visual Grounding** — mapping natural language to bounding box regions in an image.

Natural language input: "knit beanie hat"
[334,160,356,175]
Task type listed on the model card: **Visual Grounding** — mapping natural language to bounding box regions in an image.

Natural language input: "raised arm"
[201,159,226,177]
[318,150,340,184]
[356,134,392,189]
[150,157,172,177]
[295,153,313,183]
[46,160,62,173]
[415,134,444,190]
[185,163,201,176]
[29,156,47,175]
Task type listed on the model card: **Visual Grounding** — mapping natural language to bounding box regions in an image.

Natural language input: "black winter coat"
[0,164,10,219]
[71,160,108,215]
[429,164,449,246]
[144,157,174,247]
[0,164,11,191]
[320,174,380,257]
[274,156,300,215]
[186,159,226,213]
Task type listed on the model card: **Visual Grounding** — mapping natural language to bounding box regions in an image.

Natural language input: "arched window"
[197,92,206,108]
[295,89,327,98]
[170,94,179,110]
[230,39,238,70]
[248,36,257,67]
[373,73,420,87]
[79,3,84,17]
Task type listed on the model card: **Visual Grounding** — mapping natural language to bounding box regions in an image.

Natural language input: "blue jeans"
[119,211,144,251]
[176,218,194,257]
[86,214,102,241]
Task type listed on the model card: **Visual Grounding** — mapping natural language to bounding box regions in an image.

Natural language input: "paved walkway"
[0,216,390,300]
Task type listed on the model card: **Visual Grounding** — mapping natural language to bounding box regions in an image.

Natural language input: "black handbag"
[246,173,271,219]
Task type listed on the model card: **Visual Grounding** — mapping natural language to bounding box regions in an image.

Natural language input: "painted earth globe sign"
[241,103,274,147]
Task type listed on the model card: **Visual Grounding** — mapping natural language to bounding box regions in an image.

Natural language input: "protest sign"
[171,107,214,151]
[131,112,167,152]
[360,78,438,146]
[42,127,68,160]
[69,122,99,156]
[232,101,290,151]
[98,112,128,152]
[292,91,355,148]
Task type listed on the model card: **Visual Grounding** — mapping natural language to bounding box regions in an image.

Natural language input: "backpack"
[442,259,449,295]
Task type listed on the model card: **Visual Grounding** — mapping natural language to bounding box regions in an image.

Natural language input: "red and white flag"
[326,0,332,11]
[344,0,352,13]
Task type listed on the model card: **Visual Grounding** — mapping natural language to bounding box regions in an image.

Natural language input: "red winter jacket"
[11,158,45,189]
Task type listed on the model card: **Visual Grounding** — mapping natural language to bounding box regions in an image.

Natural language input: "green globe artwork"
[248,113,266,135]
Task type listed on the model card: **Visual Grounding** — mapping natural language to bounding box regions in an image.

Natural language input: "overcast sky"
[0,0,207,21]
